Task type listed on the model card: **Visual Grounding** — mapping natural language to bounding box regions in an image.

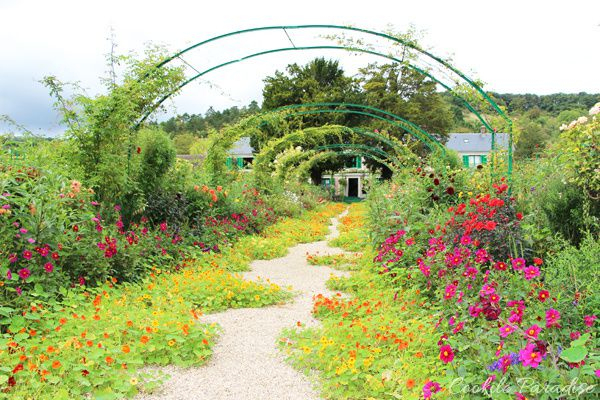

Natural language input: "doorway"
[347,178,359,197]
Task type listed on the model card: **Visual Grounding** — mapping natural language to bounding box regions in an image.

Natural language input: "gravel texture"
[136,210,350,400]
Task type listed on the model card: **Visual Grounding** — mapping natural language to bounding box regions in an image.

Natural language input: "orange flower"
[51,361,61,369]
[406,379,415,389]
[126,320,133,327]
[140,335,150,344]
[46,346,56,353]
[415,351,424,358]
[202,339,209,346]
[93,315,101,321]
[105,356,114,365]
[93,295,102,307]
[86,340,93,347]
[121,345,130,354]
[59,318,67,325]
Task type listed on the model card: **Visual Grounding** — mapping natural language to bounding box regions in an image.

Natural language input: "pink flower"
[523,265,540,280]
[499,324,515,338]
[595,369,600,378]
[453,321,465,334]
[44,262,54,273]
[519,343,543,368]
[489,293,500,303]
[481,374,496,390]
[8,253,17,263]
[439,345,454,363]
[444,284,457,300]
[460,235,472,245]
[525,324,541,339]
[423,381,441,399]
[546,309,561,328]
[480,284,495,296]
[511,258,526,271]
[160,222,168,232]
[22,250,32,260]
[6,269,12,280]
[18,268,31,280]
[583,315,597,327]
[515,393,528,400]
[570,331,581,340]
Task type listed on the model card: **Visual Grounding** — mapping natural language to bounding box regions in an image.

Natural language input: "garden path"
[137,209,351,400]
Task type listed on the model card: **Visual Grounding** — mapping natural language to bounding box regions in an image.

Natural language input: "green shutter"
[356,156,362,168]
[226,157,233,169]
[237,157,244,168]
[462,155,469,168]
[480,155,487,165]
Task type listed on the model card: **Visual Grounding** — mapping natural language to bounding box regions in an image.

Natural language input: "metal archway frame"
[135,25,513,179]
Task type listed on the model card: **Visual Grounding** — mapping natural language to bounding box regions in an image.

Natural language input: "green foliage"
[545,235,600,323]
[42,45,185,204]
[136,128,176,194]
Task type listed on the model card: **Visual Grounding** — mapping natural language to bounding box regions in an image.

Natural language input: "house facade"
[445,132,510,168]
[225,137,373,198]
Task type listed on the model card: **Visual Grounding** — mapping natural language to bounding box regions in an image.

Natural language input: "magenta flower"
[18,268,31,280]
[6,269,12,279]
[22,250,32,260]
[423,381,441,399]
[452,321,465,334]
[546,309,561,328]
[439,345,454,363]
[481,374,496,390]
[460,235,472,245]
[160,222,168,232]
[479,284,495,296]
[511,258,526,271]
[444,283,457,300]
[595,369,600,378]
[515,393,528,400]
[525,324,541,339]
[523,265,540,280]
[8,253,17,263]
[44,262,54,273]
[499,324,515,338]
[583,315,597,327]
[489,293,500,303]
[538,290,550,302]
[16,287,22,295]
[519,343,543,368]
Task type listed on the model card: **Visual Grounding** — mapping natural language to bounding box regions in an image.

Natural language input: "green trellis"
[132,25,513,180]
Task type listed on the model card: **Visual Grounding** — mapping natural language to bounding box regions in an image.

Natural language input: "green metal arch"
[138,44,496,138]
[290,149,396,178]
[151,24,510,127]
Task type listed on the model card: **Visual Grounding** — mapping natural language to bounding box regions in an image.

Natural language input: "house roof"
[228,136,254,157]
[445,133,510,153]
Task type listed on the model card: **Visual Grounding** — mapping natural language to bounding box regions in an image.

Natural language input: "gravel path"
[136,209,350,400]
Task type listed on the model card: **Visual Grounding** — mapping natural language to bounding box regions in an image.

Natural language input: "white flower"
[589,102,600,116]
[559,124,568,131]
[577,116,588,125]
[568,120,578,129]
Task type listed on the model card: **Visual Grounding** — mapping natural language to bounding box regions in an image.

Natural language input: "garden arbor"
[134,25,513,180]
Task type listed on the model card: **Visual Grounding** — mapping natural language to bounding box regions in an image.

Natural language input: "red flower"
[516,212,523,220]
[439,345,454,363]
[136,147,141,154]
[538,290,549,302]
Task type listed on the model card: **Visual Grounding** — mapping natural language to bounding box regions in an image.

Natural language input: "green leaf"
[560,346,588,363]
[571,333,590,347]
[0,375,8,385]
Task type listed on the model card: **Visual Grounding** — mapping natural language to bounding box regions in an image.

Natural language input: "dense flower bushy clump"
[375,183,599,399]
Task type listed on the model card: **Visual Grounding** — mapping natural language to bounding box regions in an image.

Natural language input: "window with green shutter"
[481,155,487,165]
[356,156,362,168]
[226,157,233,169]
[462,155,469,168]
[236,157,244,168]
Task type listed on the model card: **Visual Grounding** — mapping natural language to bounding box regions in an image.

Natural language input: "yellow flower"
[168,340,176,346]
[130,377,139,385]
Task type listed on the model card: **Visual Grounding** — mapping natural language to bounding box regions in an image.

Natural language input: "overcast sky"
[1,0,599,136]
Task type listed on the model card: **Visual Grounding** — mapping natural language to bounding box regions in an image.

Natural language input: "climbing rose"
[439,345,454,363]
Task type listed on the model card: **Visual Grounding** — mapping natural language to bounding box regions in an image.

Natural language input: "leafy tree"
[43,45,185,204]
